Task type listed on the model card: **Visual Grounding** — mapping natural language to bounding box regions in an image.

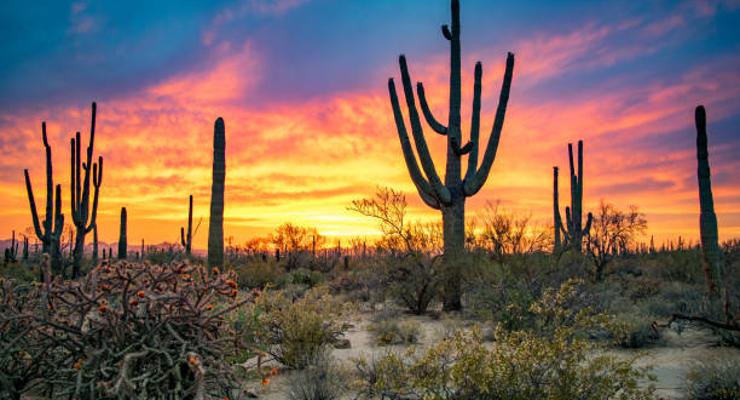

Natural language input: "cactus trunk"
[118,207,127,259]
[388,0,514,310]
[208,118,226,268]
[695,105,722,295]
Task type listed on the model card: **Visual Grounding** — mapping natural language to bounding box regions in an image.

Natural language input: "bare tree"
[586,200,647,281]
[477,201,551,259]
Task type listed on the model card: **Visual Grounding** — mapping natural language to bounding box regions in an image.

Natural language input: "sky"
[0,0,739,249]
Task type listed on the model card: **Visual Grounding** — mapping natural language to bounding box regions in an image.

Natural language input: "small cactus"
[180,195,193,255]
[553,140,592,253]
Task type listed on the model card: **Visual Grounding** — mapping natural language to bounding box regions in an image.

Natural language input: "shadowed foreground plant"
[0,259,253,399]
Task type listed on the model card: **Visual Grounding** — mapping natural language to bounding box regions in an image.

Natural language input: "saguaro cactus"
[70,102,103,278]
[553,140,592,253]
[4,230,19,263]
[118,207,127,259]
[22,235,29,260]
[388,0,515,310]
[181,194,193,255]
[92,224,99,265]
[24,122,65,274]
[553,167,562,250]
[208,118,226,268]
[695,105,722,295]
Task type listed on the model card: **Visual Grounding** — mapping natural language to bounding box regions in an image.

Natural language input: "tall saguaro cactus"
[554,140,592,253]
[208,118,226,268]
[70,102,103,278]
[695,105,722,295]
[181,194,193,255]
[24,122,65,274]
[118,207,127,260]
[388,0,514,310]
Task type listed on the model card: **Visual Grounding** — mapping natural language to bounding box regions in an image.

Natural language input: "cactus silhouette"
[695,105,722,295]
[554,140,592,253]
[24,122,65,274]
[553,167,563,250]
[92,224,98,265]
[388,0,514,310]
[70,102,103,278]
[208,118,226,268]
[181,194,193,255]
[4,230,19,263]
[118,207,127,259]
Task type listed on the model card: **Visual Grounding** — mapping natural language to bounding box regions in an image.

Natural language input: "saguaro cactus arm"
[24,169,45,241]
[388,79,442,209]
[416,83,447,135]
[464,62,483,184]
[397,56,451,204]
[463,52,515,196]
[86,157,103,234]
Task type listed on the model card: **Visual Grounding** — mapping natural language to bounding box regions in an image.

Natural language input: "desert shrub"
[685,358,740,400]
[389,254,441,315]
[286,350,345,400]
[282,267,324,288]
[612,312,661,348]
[368,319,422,346]
[354,279,655,400]
[1,259,252,399]
[254,287,348,369]
[232,258,284,289]
[0,260,37,283]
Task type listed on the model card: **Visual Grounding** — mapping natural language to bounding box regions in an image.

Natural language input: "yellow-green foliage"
[255,287,348,369]
[355,279,655,399]
[369,319,422,346]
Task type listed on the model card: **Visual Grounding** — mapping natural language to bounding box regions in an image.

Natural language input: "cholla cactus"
[1,260,253,398]
[553,140,592,253]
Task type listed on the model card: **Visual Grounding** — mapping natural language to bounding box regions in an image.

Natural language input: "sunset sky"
[1,0,739,249]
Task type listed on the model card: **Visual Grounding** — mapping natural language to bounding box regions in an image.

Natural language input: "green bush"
[254,287,348,369]
[612,312,661,348]
[368,319,422,346]
[232,259,284,289]
[685,358,740,399]
[354,279,655,400]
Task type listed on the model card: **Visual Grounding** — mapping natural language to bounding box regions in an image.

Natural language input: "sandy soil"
[249,311,740,399]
